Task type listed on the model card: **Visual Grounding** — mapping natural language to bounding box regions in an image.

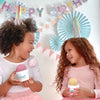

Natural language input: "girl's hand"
[8,71,22,86]
[21,77,34,87]
[73,87,94,98]
[62,88,75,97]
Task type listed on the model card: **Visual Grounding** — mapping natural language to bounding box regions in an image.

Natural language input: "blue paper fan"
[57,11,91,41]
[0,0,4,3]
[49,35,63,51]
[33,30,40,46]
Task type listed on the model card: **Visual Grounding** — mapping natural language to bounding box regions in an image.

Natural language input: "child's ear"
[12,43,17,48]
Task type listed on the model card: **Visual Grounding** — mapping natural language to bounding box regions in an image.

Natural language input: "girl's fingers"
[66,89,75,97]
[9,77,21,85]
[29,77,34,84]
[12,80,21,85]
[22,80,29,87]
[10,71,16,78]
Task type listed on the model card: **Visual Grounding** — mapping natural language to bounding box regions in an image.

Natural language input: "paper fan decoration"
[57,11,91,41]
[0,0,4,3]
[33,30,40,46]
[49,35,63,51]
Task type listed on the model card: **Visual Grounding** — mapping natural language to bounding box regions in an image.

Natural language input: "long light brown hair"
[55,37,100,92]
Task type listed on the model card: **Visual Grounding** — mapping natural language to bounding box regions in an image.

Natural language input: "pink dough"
[16,64,26,72]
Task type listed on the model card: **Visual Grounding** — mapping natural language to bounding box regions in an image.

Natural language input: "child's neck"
[73,58,87,67]
[4,54,26,63]
[74,62,87,67]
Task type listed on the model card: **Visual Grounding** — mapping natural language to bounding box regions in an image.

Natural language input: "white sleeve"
[0,71,3,85]
[61,75,68,94]
[33,62,42,83]
[94,89,100,98]
[30,58,42,83]
[60,68,69,94]
[94,67,100,98]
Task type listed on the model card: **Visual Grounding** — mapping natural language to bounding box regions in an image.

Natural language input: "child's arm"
[0,71,22,97]
[93,67,100,98]
[62,88,74,97]
[21,77,42,92]
[28,77,42,92]
[61,68,69,96]
[0,80,12,97]
[74,87,95,98]
[94,89,100,98]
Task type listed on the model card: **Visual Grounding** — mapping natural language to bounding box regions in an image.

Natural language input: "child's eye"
[29,42,33,44]
[68,49,71,51]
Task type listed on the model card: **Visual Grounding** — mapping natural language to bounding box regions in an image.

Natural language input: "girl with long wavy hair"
[55,37,100,99]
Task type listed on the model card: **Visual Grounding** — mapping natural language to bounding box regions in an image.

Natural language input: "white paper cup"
[16,69,29,82]
[68,84,79,95]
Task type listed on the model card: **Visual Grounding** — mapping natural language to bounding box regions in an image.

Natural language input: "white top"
[0,55,42,93]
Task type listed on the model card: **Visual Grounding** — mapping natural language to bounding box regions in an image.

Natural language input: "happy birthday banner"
[0,0,88,17]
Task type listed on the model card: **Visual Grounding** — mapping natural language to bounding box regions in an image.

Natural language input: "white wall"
[0,0,100,100]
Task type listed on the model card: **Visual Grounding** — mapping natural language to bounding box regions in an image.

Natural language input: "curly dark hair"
[0,18,37,55]
[55,37,100,92]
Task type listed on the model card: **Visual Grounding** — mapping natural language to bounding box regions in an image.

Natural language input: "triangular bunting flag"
[56,54,60,60]
[42,47,47,53]
[49,50,54,56]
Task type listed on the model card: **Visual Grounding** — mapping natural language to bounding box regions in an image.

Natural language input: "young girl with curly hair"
[55,37,100,99]
[0,18,43,100]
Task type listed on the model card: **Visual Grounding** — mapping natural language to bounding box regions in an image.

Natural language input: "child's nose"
[32,45,34,50]
[67,53,69,56]
[66,53,70,57]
